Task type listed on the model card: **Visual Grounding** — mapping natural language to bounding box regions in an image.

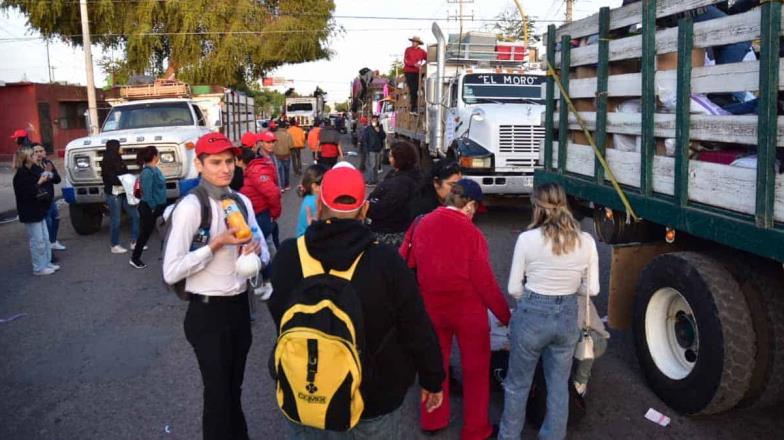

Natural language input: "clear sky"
[0,0,620,106]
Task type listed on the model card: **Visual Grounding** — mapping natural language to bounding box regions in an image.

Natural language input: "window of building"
[58,101,88,129]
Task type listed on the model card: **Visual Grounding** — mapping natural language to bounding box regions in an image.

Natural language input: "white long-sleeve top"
[507,228,599,299]
[163,192,269,297]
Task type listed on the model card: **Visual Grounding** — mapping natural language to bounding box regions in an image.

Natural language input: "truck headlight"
[75,155,91,169]
[459,156,492,169]
[160,152,175,163]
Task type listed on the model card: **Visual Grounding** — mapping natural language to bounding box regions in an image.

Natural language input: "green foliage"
[484,7,539,43]
[387,58,403,79]
[248,87,286,118]
[2,0,338,85]
[334,100,348,113]
[323,104,332,114]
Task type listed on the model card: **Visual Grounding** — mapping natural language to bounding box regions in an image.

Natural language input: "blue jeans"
[45,201,60,243]
[255,211,278,279]
[692,7,750,65]
[275,156,291,189]
[365,151,382,184]
[105,193,139,246]
[499,291,579,440]
[286,406,401,440]
[25,220,52,272]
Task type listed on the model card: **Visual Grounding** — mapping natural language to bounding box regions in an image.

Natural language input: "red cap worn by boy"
[195,132,240,156]
[241,132,258,148]
[320,164,366,213]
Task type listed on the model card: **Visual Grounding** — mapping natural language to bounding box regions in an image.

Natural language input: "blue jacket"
[362,124,387,153]
[140,166,166,208]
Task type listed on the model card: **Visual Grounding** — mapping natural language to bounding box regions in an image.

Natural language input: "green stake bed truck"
[540,0,784,415]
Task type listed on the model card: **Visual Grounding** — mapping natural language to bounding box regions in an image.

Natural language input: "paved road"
[1,141,782,439]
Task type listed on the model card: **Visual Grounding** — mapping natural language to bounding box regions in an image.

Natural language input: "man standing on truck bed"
[404,35,427,114]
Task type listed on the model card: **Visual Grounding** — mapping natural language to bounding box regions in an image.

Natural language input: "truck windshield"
[287,103,313,112]
[102,102,194,132]
[462,73,545,105]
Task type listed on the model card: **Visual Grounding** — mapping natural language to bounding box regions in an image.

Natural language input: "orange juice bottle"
[221,199,252,240]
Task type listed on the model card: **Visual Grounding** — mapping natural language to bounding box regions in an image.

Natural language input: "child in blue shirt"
[296,164,327,237]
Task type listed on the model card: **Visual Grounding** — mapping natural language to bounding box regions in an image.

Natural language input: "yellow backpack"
[273,236,366,431]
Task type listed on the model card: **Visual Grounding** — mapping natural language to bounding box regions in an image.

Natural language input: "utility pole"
[512,0,529,46]
[448,0,474,56]
[45,40,53,83]
[566,0,574,23]
[79,0,100,135]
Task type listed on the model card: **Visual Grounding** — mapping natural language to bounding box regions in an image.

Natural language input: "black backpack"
[161,185,249,301]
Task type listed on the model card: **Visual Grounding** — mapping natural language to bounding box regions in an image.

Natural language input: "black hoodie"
[367,168,423,233]
[268,218,445,419]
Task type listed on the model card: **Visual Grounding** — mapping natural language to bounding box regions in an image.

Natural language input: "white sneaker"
[111,245,128,254]
[129,241,148,251]
[51,241,67,251]
[34,267,56,276]
[47,263,61,271]
[254,282,273,301]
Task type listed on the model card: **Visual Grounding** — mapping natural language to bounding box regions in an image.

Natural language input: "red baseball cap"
[360,116,368,124]
[240,132,258,148]
[320,165,366,213]
[269,120,278,130]
[257,131,277,143]
[195,132,240,157]
[10,129,27,139]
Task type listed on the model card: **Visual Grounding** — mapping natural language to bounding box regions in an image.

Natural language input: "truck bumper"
[462,174,535,195]
[65,178,199,205]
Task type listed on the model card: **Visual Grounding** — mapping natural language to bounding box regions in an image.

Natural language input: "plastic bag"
[117,173,140,205]
[614,99,641,152]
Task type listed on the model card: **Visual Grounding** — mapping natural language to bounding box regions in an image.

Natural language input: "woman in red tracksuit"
[240,135,282,248]
[400,179,511,440]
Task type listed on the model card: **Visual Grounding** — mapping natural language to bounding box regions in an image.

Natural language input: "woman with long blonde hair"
[13,146,57,275]
[498,183,599,440]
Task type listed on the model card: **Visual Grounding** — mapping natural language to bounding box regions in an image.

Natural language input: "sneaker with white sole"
[254,282,274,301]
[129,241,148,251]
[47,263,61,271]
[33,267,56,276]
[129,259,147,269]
[111,245,128,254]
[574,381,587,396]
[51,241,67,251]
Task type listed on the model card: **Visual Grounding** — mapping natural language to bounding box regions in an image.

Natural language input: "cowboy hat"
[408,35,424,45]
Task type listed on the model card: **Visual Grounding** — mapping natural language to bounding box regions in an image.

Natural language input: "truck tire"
[69,203,103,235]
[725,260,784,408]
[633,252,755,415]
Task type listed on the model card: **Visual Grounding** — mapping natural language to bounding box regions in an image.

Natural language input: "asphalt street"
[1,138,782,439]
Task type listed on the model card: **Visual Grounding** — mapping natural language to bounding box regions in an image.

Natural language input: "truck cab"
[62,88,254,235]
[445,70,545,194]
[285,96,324,129]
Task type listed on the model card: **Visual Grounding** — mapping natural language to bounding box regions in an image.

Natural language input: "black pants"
[319,155,338,169]
[291,148,303,175]
[131,201,164,263]
[184,292,252,440]
[405,72,420,110]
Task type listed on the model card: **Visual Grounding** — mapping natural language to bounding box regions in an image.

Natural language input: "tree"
[249,88,286,118]
[484,7,539,44]
[324,104,332,114]
[387,59,403,79]
[2,0,339,85]
[334,100,349,113]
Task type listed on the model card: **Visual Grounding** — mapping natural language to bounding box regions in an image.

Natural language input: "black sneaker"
[129,259,147,269]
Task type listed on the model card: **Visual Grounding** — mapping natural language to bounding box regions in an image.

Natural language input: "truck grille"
[96,144,178,172]
[498,125,545,153]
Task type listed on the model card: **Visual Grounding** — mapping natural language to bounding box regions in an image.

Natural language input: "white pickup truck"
[63,92,254,235]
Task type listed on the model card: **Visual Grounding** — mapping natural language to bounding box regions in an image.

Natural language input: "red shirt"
[400,207,511,325]
[404,46,427,73]
[320,143,339,158]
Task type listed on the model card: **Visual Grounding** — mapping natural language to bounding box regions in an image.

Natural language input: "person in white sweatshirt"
[498,183,599,440]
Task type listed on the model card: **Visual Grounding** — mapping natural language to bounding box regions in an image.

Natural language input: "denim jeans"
[45,201,60,243]
[255,211,278,280]
[105,193,139,246]
[275,156,291,189]
[286,406,401,440]
[692,6,751,65]
[24,220,52,272]
[365,152,382,184]
[499,291,579,440]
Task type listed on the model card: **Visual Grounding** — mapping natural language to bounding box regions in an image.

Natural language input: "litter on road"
[0,313,27,324]
[645,408,671,427]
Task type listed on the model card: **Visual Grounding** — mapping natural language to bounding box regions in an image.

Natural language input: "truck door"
[445,80,460,148]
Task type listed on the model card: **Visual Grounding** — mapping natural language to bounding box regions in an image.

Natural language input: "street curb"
[0,196,64,223]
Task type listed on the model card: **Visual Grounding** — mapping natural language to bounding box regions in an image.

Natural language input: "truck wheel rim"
[645,287,699,380]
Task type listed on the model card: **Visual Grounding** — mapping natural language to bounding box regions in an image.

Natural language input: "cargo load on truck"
[539,0,784,417]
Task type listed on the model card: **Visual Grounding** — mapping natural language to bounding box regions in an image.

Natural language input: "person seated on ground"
[366,141,422,248]
[409,159,461,219]
[404,35,427,113]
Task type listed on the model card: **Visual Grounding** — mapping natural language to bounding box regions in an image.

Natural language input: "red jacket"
[404,46,427,73]
[400,207,511,325]
[240,157,281,218]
